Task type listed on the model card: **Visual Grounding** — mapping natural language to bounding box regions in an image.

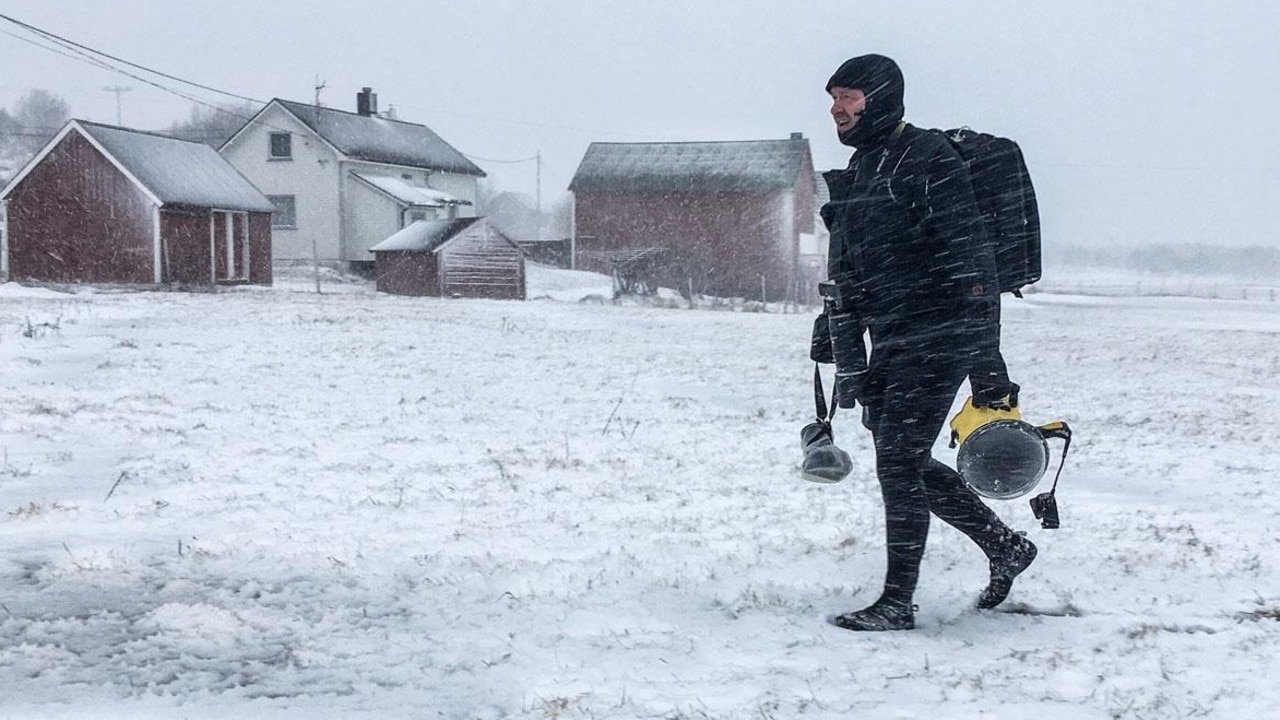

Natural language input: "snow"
[352,173,466,207]
[276,100,484,177]
[77,121,277,214]
[570,139,810,193]
[1,272,1278,719]
[369,218,480,253]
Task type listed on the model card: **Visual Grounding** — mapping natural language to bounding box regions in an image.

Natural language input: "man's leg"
[831,348,966,631]
[921,458,1037,609]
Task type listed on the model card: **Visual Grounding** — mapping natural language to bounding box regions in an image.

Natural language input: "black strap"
[1038,421,1073,497]
[813,363,838,423]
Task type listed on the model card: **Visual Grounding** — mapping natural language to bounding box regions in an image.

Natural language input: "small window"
[401,173,414,181]
[269,132,292,159]
[406,210,429,224]
[267,195,296,228]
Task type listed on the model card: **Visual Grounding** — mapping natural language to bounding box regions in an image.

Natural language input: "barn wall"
[373,251,441,296]
[5,131,155,283]
[248,212,273,284]
[161,209,213,285]
[573,190,798,301]
[440,225,525,299]
[158,210,274,286]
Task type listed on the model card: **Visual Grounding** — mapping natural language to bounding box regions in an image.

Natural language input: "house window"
[401,173,414,181]
[269,132,292,159]
[267,195,296,228]
[406,210,430,225]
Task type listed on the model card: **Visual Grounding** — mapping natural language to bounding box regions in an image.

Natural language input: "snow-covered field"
[1,266,1278,719]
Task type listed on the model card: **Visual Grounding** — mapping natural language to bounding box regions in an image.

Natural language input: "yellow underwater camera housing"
[949,397,1072,528]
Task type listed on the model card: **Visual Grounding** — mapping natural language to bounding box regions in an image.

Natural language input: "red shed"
[369,217,525,299]
[569,134,815,302]
[0,120,275,286]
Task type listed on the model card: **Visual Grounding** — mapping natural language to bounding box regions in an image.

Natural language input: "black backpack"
[943,128,1042,296]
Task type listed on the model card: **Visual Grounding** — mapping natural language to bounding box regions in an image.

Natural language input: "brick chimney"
[357,87,378,117]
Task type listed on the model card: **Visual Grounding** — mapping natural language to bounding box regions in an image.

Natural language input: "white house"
[802,169,833,297]
[219,88,486,273]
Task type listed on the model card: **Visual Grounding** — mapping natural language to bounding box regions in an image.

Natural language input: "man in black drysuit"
[815,54,1036,631]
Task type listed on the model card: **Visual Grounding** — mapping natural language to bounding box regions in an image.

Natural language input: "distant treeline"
[1050,243,1280,279]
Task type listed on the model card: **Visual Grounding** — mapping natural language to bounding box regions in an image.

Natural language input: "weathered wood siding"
[374,251,442,296]
[160,209,212,284]
[573,154,816,301]
[247,212,273,284]
[441,225,525,300]
[573,191,790,300]
[159,209,271,285]
[5,131,154,283]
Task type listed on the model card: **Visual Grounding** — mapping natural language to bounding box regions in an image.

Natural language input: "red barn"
[369,217,525,299]
[569,134,816,302]
[0,120,275,286]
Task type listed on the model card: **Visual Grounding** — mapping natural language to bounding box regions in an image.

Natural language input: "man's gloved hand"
[949,394,1021,448]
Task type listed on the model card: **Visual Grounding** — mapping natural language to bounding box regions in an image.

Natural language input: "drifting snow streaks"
[1,273,1279,718]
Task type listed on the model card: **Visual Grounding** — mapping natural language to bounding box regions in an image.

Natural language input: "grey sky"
[3,0,1277,248]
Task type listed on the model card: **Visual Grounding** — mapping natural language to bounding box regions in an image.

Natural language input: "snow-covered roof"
[569,137,812,194]
[351,173,468,207]
[1,120,277,213]
[79,121,277,212]
[275,100,485,177]
[369,217,483,253]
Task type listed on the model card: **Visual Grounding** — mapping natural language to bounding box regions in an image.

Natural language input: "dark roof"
[275,100,485,177]
[369,217,482,253]
[76,121,276,212]
[569,137,812,194]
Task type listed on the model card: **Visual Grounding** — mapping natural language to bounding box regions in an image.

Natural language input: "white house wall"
[220,104,342,262]
[341,160,481,263]
[344,174,406,263]
[426,171,479,214]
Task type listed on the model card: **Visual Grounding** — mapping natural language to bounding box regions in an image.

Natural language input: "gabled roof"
[351,173,469,207]
[369,217,483,253]
[268,99,485,176]
[569,137,812,194]
[2,120,277,213]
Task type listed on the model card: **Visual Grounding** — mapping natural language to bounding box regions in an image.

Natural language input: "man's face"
[829,87,867,135]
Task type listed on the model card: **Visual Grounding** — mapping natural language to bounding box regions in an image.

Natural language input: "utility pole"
[314,75,327,106]
[103,85,131,125]
[536,150,543,241]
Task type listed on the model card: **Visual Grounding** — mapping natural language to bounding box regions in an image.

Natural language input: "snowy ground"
[1,265,1278,719]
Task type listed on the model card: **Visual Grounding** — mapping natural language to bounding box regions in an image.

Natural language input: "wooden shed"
[369,217,525,299]
[569,134,815,302]
[0,119,275,286]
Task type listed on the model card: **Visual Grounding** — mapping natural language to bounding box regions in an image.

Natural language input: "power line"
[0,26,110,67]
[0,12,575,188]
[0,13,264,127]
[0,12,262,106]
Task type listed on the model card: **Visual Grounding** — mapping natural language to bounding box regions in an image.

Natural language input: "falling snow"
[1,266,1278,719]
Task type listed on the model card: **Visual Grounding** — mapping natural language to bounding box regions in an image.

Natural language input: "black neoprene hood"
[826,53,906,149]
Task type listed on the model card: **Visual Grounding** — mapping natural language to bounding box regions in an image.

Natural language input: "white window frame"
[269,132,293,160]
[267,195,296,229]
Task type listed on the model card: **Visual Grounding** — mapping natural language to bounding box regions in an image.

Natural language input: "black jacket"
[821,122,999,341]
